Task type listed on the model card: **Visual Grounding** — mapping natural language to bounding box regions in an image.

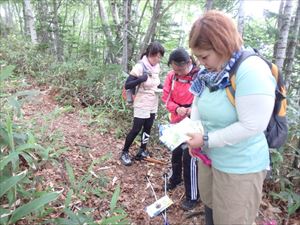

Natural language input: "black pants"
[122,113,155,152]
[170,144,199,200]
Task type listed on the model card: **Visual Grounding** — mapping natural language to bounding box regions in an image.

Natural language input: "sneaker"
[181,199,198,211]
[135,148,150,160]
[120,152,132,166]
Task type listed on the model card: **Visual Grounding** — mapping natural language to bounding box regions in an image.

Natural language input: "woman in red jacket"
[162,48,200,210]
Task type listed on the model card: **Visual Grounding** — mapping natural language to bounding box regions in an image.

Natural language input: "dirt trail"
[22,86,205,225]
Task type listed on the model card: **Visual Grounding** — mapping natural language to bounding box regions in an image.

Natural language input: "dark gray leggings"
[122,113,155,152]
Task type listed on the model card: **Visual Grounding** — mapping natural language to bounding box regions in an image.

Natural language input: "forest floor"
[20,82,299,225]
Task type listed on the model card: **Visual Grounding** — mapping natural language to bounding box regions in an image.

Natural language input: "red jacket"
[162,66,199,123]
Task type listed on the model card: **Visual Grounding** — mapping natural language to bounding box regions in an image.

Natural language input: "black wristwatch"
[202,132,209,151]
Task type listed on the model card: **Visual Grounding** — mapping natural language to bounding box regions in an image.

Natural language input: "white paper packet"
[159,117,204,151]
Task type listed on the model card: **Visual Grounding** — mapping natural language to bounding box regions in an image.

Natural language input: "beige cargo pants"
[198,160,266,225]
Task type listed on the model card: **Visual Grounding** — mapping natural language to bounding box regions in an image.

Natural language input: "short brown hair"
[189,10,243,59]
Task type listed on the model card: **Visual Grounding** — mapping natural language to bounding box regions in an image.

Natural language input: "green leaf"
[288,192,300,215]
[7,188,15,206]
[5,116,15,152]
[0,207,10,224]
[15,90,40,98]
[8,191,62,224]
[65,160,76,188]
[110,185,120,212]
[0,124,10,147]
[100,214,127,225]
[49,147,69,158]
[0,170,27,198]
[64,189,73,208]
[77,174,92,191]
[7,96,21,117]
[113,208,126,214]
[0,143,43,170]
[0,65,15,81]
[288,201,300,215]
[19,152,36,169]
[15,143,44,152]
[39,147,50,160]
[0,151,19,170]
[50,217,74,225]
[63,208,82,224]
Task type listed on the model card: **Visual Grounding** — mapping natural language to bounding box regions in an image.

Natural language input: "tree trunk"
[138,0,176,58]
[88,0,94,60]
[3,1,13,36]
[23,0,38,44]
[14,1,24,36]
[274,0,293,71]
[36,0,51,48]
[122,0,129,71]
[237,0,245,36]
[96,0,115,63]
[110,0,121,40]
[205,0,214,11]
[77,9,85,57]
[126,0,134,66]
[131,0,149,62]
[138,0,163,58]
[4,2,13,27]
[284,0,300,89]
[52,0,63,61]
[273,0,285,58]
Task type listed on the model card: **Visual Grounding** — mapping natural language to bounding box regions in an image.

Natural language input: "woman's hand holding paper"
[186,133,204,149]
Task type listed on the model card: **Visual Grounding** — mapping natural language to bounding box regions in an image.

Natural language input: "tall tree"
[122,0,129,71]
[274,0,294,70]
[96,0,115,63]
[35,0,51,49]
[14,1,24,36]
[237,0,245,36]
[23,0,37,44]
[131,0,149,61]
[88,0,95,59]
[139,0,163,58]
[205,0,214,11]
[284,0,300,89]
[51,0,63,61]
[3,1,14,36]
[110,0,121,40]
[138,0,176,58]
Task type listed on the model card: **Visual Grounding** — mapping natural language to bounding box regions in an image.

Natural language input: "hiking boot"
[120,152,132,166]
[135,148,150,160]
[166,181,182,191]
[181,199,198,211]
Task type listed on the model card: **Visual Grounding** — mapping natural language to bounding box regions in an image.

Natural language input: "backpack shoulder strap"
[139,61,149,77]
[135,61,148,94]
[165,73,176,105]
[226,49,258,106]
[229,50,257,77]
